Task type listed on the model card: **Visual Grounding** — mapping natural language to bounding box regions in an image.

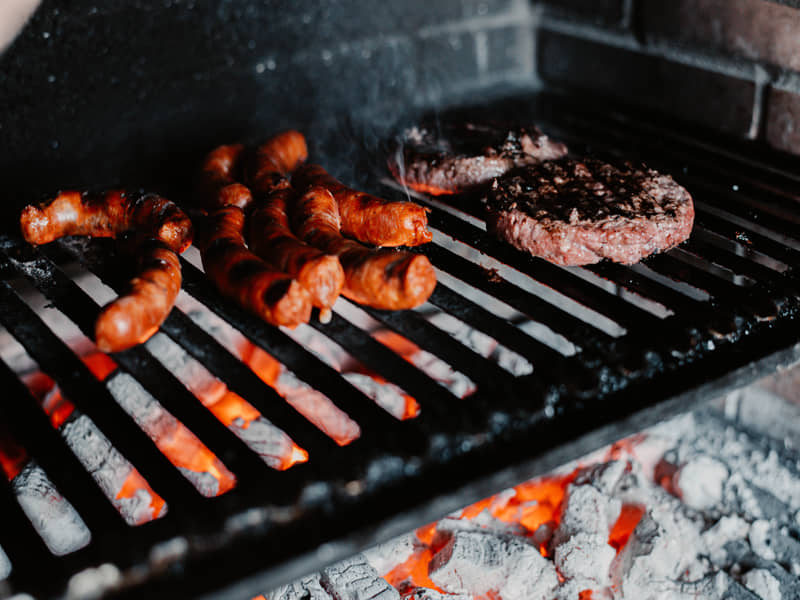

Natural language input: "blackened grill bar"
[0,96,798,600]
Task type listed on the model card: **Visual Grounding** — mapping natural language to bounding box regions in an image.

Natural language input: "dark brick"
[462,0,515,18]
[642,0,800,72]
[416,32,479,102]
[487,26,527,74]
[539,0,628,27]
[538,30,756,137]
[765,87,800,154]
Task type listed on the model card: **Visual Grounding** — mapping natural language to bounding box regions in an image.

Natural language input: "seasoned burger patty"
[390,123,568,195]
[486,158,694,266]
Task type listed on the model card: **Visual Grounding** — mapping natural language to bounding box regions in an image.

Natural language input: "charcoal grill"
[0,90,797,599]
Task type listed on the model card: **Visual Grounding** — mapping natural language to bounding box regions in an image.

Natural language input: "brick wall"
[0,0,534,205]
[535,0,800,156]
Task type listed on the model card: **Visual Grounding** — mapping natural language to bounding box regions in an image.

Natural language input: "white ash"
[552,483,621,547]
[286,324,418,420]
[742,568,782,600]
[179,297,362,444]
[424,312,533,376]
[363,533,415,576]
[673,455,728,511]
[266,375,800,600]
[403,589,470,600]
[269,573,331,600]
[12,462,91,556]
[145,333,298,470]
[342,373,412,420]
[429,530,557,598]
[749,519,778,561]
[432,511,527,546]
[332,300,477,398]
[702,516,751,566]
[61,414,161,525]
[274,369,361,444]
[573,460,628,496]
[0,546,10,580]
[613,503,706,598]
[554,532,615,584]
[107,372,224,496]
[319,554,400,600]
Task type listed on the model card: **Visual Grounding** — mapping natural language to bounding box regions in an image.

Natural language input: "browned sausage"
[197,144,253,210]
[293,164,432,248]
[247,130,309,194]
[245,131,344,319]
[200,205,312,327]
[94,238,182,352]
[292,186,436,310]
[20,190,193,352]
[21,190,194,253]
[248,183,344,317]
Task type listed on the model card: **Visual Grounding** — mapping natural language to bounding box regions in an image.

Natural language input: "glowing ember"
[401,181,457,196]
[608,504,645,552]
[0,425,27,482]
[18,354,168,524]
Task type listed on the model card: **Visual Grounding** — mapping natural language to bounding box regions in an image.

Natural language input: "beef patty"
[485,158,694,266]
[389,123,568,195]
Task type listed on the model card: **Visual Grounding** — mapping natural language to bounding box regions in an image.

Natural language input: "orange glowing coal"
[401,181,457,197]
[381,464,646,594]
[0,424,27,482]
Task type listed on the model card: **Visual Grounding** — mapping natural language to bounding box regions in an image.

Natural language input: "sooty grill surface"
[0,93,799,600]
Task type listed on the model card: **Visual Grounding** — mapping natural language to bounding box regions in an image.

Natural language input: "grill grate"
[0,94,799,599]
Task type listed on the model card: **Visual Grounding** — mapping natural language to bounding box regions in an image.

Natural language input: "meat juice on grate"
[262,376,800,600]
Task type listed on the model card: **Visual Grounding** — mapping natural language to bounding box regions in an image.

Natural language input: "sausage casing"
[201,205,312,327]
[20,190,193,352]
[248,183,344,311]
[292,186,436,310]
[197,144,254,211]
[293,164,432,248]
[247,130,309,195]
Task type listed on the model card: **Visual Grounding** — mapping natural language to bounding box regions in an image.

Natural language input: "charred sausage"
[247,130,309,194]
[200,205,312,327]
[197,144,254,211]
[245,131,343,318]
[293,164,432,248]
[20,190,193,352]
[292,186,436,310]
[248,183,344,318]
[94,238,182,352]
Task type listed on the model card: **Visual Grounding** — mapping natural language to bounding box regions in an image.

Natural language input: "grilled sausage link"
[246,131,343,318]
[248,130,309,195]
[197,144,254,210]
[21,190,193,253]
[95,238,182,352]
[248,183,344,317]
[201,205,312,327]
[293,164,432,248]
[293,186,436,310]
[20,190,193,352]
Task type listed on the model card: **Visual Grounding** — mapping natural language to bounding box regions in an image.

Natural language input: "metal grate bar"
[684,238,798,287]
[424,209,662,332]
[0,281,204,511]
[7,241,278,491]
[0,478,60,590]
[178,260,414,452]
[693,210,800,268]
[427,283,566,375]
[308,312,463,427]
[420,242,615,348]
[0,360,127,539]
